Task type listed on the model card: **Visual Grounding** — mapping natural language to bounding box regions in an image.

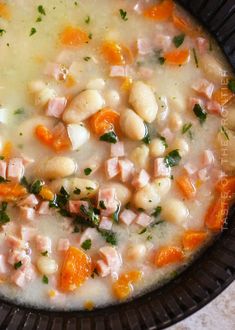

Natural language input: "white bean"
[169,113,183,132]
[150,138,166,157]
[129,81,158,123]
[130,145,150,170]
[200,54,224,83]
[127,244,146,262]
[170,138,189,157]
[120,108,146,140]
[86,78,105,90]
[37,256,58,275]
[133,183,160,211]
[35,87,56,107]
[63,90,104,124]
[67,124,90,150]
[153,178,171,197]
[104,182,131,205]
[105,89,120,107]
[162,198,189,228]
[39,157,76,179]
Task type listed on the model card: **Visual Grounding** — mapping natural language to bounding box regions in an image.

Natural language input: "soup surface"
[0,0,235,310]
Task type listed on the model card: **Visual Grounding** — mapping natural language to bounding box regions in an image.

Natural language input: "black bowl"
[1,1,235,329]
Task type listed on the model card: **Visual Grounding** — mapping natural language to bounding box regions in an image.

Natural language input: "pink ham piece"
[7,158,24,182]
[118,159,134,182]
[192,79,214,99]
[0,160,7,179]
[79,228,98,245]
[196,37,208,55]
[20,153,35,166]
[57,238,70,252]
[35,235,52,253]
[0,255,7,274]
[11,269,26,288]
[18,194,39,208]
[206,100,223,115]
[96,259,111,277]
[7,249,27,266]
[6,235,27,250]
[98,187,119,216]
[99,246,122,273]
[20,226,37,242]
[154,158,171,178]
[119,209,136,226]
[154,34,171,52]
[105,157,119,179]
[69,200,89,214]
[37,201,51,215]
[110,142,125,158]
[132,169,150,189]
[135,212,152,227]
[19,207,35,221]
[137,38,153,55]
[110,66,129,77]
[184,163,197,175]
[44,62,68,81]
[202,150,214,167]
[189,97,204,109]
[160,128,174,143]
[99,217,113,230]
[45,97,67,118]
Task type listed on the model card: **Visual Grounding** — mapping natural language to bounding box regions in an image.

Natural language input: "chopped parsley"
[88,33,93,39]
[81,239,92,250]
[38,5,46,16]
[83,56,91,61]
[228,79,235,93]
[49,186,70,210]
[41,251,48,257]
[85,15,90,24]
[147,235,152,241]
[0,29,6,36]
[159,135,168,148]
[0,202,10,225]
[221,126,230,140]
[30,179,43,194]
[119,9,128,21]
[36,16,42,22]
[0,176,9,183]
[139,228,147,235]
[0,156,4,160]
[158,56,165,65]
[193,104,207,124]
[29,28,37,36]
[73,188,81,195]
[182,122,192,135]
[142,131,151,145]
[151,206,162,218]
[192,48,199,68]
[99,230,117,245]
[20,176,30,191]
[14,261,23,270]
[164,150,181,167]
[86,187,94,191]
[84,168,92,176]
[42,275,49,284]
[80,204,99,227]
[173,34,185,48]
[14,108,25,115]
[99,200,106,210]
[112,205,120,223]
[100,131,118,144]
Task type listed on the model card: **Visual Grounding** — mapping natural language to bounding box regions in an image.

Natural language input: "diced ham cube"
[154,158,171,177]
[21,255,31,269]
[206,100,223,115]
[35,235,52,253]
[184,163,198,175]
[0,255,7,274]
[110,142,125,158]
[198,168,209,182]
[202,150,214,167]
[99,246,122,273]
[132,169,150,189]
[44,62,68,81]
[37,201,51,215]
[189,97,204,109]
[45,97,67,118]
[19,207,35,221]
[6,235,27,250]
[119,209,136,226]
[154,34,171,52]
[96,259,111,277]
[11,269,25,288]
[79,228,98,245]
[99,217,113,231]
[105,158,119,179]
[7,249,27,266]
[69,200,89,214]
[20,226,36,242]
[196,37,208,55]
[98,187,118,216]
[138,67,153,80]
[110,66,129,77]
[137,38,153,55]
[18,194,39,208]
[160,128,174,143]
[136,212,152,227]
[192,79,214,99]
[57,238,70,252]
[0,160,7,179]
[7,158,24,182]
[119,159,134,182]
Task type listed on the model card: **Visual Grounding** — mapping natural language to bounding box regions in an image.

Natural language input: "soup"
[0,0,235,310]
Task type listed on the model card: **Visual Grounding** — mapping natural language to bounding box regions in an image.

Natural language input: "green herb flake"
[182,122,192,135]
[173,33,185,48]
[228,79,235,93]
[81,239,92,250]
[73,188,81,195]
[158,135,168,148]
[119,9,128,21]
[0,156,4,160]
[139,228,147,235]
[142,131,151,145]
[85,15,90,24]
[41,251,48,256]
[20,176,30,191]
[14,108,25,115]
[99,131,118,144]
[158,56,165,65]
[38,5,46,16]
[83,56,91,61]
[99,200,106,210]
[164,150,181,167]
[0,202,10,225]
[84,168,92,176]
[14,261,22,270]
[29,27,37,36]
[100,230,117,245]
[30,179,43,194]
[151,206,162,218]
[36,16,42,22]
[112,205,120,223]
[192,48,199,68]
[193,104,207,124]
[0,29,6,36]
[88,33,93,39]
[221,126,230,140]
[42,275,49,284]
[147,235,152,241]
[0,176,9,183]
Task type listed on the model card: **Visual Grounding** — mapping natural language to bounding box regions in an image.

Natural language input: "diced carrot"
[113,270,142,300]
[59,246,92,292]
[154,246,185,267]
[60,26,89,47]
[0,3,11,20]
[39,186,54,201]
[213,87,234,106]
[144,0,174,21]
[0,182,27,201]
[35,125,53,146]
[172,12,199,37]
[182,230,208,250]
[176,174,196,199]
[101,41,134,65]
[164,49,190,65]
[205,197,228,231]
[1,141,12,160]
[89,107,120,136]
[215,176,235,199]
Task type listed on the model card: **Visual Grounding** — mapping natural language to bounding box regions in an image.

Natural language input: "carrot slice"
[172,12,198,37]
[205,197,228,231]
[182,230,207,250]
[176,174,196,199]
[101,41,133,65]
[0,3,11,20]
[213,86,234,106]
[60,26,89,47]
[164,49,190,65]
[1,141,13,160]
[215,176,235,198]
[35,125,53,146]
[154,246,184,267]
[0,183,27,201]
[59,246,92,292]
[144,0,174,21]
[113,270,142,300]
[89,108,120,136]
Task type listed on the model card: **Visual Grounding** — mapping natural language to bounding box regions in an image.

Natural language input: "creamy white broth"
[0,0,234,310]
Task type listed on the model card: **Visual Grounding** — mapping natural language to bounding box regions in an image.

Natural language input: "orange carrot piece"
[0,3,11,20]
[176,174,196,199]
[2,141,13,160]
[35,125,53,146]
[59,247,92,292]
[215,176,235,198]
[113,270,142,300]
[164,49,190,65]
[154,246,184,267]
[144,0,174,21]
[172,12,198,37]
[213,86,234,106]
[101,41,134,65]
[35,124,70,152]
[0,183,27,201]
[89,108,120,136]
[182,230,207,251]
[60,26,89,47]
[205,197,228,231]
